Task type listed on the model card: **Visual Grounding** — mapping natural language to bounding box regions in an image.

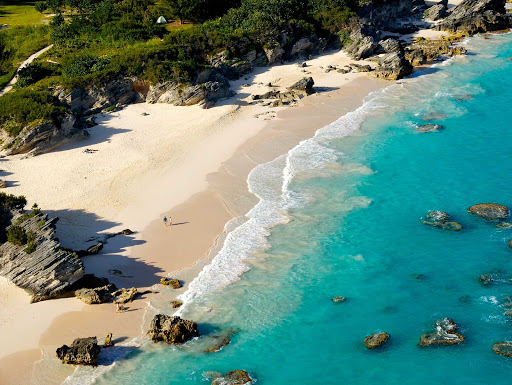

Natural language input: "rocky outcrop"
[56,337,101,365]
[421,210,462,231]
[146,80,234,109]
[1,114,89,156]
[264,41,286,64]
[211,370,252,385]
[493,342,512,357]
[160,277,182,289]
[332,296,346,303]
[373,52,413,80]
[405,39,467,66]
[419,318,464,346]
[54,76,146,115]
[364,332,390,349]
[147,314,199,345]
[0,209,85,302]
[435,0,512,34]
[75,284,117,304]
[112,287,137,303]
[424,3,448,21]
[468,203,508,220]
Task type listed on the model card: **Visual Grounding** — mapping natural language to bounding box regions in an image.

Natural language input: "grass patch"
[0,0,49,27]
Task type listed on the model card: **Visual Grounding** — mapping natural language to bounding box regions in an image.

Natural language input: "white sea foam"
[177,86,395,312]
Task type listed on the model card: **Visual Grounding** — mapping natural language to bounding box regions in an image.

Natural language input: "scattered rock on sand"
[468,203,508,220]
[160,277,182,289]
[211,370,252,385]
[75,284,117,304]
[0,179,7,188]
[287,77,315,95]
[421,210,462,231]
[56,337,101,365]
[147,314,199,345]
[493,342,512,357]
[104,332,113,347]
[112,287,137,303]
[419,318,464,346]
[86,242,103,255]
[171,300,183,308]
[332,296,346,303]
[417,124,444,132]
[364,332,390,349]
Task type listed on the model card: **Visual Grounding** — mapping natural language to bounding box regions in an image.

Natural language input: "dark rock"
[347,34,378,60]
[417,124,444,132]
[364,332,390,349]
[435,0,512,35]
[287,77,315,95]
[147,314,199,345]
[75,284,116,304]
[454,93,473,101]
[86,242,103,255]
[421,210,462,231]
[508,239,512,248]
[419,318,464,346]
[119,229,134,235]
[355,65,372,72]
[468,203,508,220]
[497,223,512,229]
[493,342,512,357]
[377,38,403,54]
[332,296,346,303]
[211,370,252,385]
[171,300,182,308]
[373,52,413,80]
[160,278,182,289]
[479,274,493,286]
[0,180,7,188]
[56,337,101,365]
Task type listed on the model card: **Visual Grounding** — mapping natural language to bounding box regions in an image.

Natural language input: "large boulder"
[147,314,199,345]
[493,342,512,357]
[56,337,101,365]
[373,52,413,80]
[364,332,390,349]
[435,0,512,34]
[377,38,403,54]
[75,284,116,304]
[468,203,508,220]
[263,41,285,64]
[287,77,315,95]
[112,287,137,303]
[419,318,464,346]
[211,370,252,385]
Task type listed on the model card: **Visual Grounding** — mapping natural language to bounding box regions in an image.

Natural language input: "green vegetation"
[0,193,27,210]
[0,0,48,26]
[24,231,37,253]
[7,225,27,246]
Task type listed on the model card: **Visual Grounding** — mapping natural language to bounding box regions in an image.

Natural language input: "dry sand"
[0,49,387,384]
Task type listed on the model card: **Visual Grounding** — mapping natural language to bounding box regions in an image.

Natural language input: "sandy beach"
[0,43,425,383]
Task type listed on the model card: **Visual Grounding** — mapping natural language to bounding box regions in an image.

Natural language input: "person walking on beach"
[168,216,172,227]
[163,216,168,227]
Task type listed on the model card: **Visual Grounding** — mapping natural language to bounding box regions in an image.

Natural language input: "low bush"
[7,225,27,246]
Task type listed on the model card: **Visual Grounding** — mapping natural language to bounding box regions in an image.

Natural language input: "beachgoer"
[116,302,120,312]
[163,216,168,227]
[168,216,172,227]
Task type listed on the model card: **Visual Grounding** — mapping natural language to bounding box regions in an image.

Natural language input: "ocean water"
[85,33,512,384]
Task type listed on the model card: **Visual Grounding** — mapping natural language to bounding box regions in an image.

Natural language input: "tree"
[161,0,198,24]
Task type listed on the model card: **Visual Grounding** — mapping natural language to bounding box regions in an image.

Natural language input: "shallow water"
[86,33,512,385]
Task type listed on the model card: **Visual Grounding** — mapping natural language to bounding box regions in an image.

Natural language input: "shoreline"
[0,49,386,385]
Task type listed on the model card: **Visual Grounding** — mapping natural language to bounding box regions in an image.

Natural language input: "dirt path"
[0,44,53,97]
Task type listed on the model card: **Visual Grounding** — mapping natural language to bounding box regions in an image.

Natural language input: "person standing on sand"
[168,216,173,227]
[163,216,168,227]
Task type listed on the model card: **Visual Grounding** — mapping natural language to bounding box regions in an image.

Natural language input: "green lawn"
[0,1,48,27]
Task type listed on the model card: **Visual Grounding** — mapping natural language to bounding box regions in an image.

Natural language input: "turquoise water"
[88,33,512,384]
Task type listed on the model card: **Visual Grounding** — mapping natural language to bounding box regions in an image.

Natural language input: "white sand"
[0,49,380,383]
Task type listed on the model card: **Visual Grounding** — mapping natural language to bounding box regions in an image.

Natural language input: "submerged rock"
[479,274,494,286]
[364,332,390,349]
[419,318,464,346]
[497,222,512,229]
[421,112,447,121]
[468,203,508,220]
[56,337,101,365]
[421,211,462,231]
[493,342,512,357]
[160,278,182,289]
[204,329,237,353]
[147,314,199,345]
[417,124,444,132]
[211,370,252,385]
[332,296,347,303]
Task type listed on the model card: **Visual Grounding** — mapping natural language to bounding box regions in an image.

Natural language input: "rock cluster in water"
[417,124,444,132]
[204,329,237,353]
[147,314,199,345]
[56,337,101,365]
[364,332,390,349]
[419,318,464,346]
[211,370,252,385]
[492,342,512,357]
[160,277,183,289]
[421,211,462,231]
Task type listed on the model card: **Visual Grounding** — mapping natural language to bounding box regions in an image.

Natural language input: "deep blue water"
[76,33,512,384]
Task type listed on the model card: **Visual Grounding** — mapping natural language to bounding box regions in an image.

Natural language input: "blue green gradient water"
[83,33,512,384]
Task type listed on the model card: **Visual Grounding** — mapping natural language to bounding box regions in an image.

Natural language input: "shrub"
[15,63,54,88]
[24,231,37,254]
[62,54,110,78]
[0,193,27,210]
[7,225,27,246]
